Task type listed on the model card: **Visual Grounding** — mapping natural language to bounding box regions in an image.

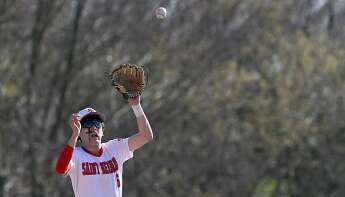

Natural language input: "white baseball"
[155,7,167,19]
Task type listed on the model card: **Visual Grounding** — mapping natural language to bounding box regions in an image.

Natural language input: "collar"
[81,146,103,157]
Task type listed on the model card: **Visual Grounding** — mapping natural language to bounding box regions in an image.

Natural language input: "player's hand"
[70,113,81,137]
[113,85,127,94]
[128,96,140,106]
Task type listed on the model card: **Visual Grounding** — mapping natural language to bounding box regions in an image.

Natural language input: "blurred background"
[1,0,345,196]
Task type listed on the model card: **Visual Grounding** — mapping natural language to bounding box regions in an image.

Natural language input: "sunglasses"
[81,120,103,129]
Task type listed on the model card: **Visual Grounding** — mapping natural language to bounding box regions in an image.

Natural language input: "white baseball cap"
[78,107,105,122]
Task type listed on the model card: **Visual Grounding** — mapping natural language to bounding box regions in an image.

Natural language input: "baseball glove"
[110,63,145,99]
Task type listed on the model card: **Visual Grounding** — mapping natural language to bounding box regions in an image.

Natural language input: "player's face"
[80,119,104,147]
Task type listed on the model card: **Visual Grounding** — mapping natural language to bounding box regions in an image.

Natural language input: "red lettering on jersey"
[111,157,119,171]
[99,157,118,174]
[100,162,109,174]
[83,157,119,175]
[90,163,99,175]
[95,163,100,174]
[82,162,90,175]
[82,163,86,174]
[82,162,100,175]
[107,160,115,173]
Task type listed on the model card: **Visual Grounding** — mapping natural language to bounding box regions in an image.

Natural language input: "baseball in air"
[155,7,167,19]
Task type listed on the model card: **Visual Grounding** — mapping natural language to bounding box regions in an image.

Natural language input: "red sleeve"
[55,145,74,174]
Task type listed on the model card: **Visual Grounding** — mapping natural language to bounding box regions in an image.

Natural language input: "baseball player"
[55,96,153,197]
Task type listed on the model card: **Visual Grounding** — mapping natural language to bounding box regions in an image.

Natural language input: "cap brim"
[81,112,105,122]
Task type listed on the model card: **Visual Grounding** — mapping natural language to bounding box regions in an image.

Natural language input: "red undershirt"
[55,145,103,174]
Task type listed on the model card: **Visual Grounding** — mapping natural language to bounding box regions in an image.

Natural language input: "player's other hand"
[70,113,81,137]
[128,96,140,106]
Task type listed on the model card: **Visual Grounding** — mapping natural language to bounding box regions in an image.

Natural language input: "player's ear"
[102,123,105,132]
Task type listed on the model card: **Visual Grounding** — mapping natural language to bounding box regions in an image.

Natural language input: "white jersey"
[67,138,133,197]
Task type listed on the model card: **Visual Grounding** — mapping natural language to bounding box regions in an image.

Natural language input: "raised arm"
[127,97,153,151]
[55,114,80,174]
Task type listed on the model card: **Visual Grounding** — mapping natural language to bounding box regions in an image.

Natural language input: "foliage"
[1,0,345,197]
